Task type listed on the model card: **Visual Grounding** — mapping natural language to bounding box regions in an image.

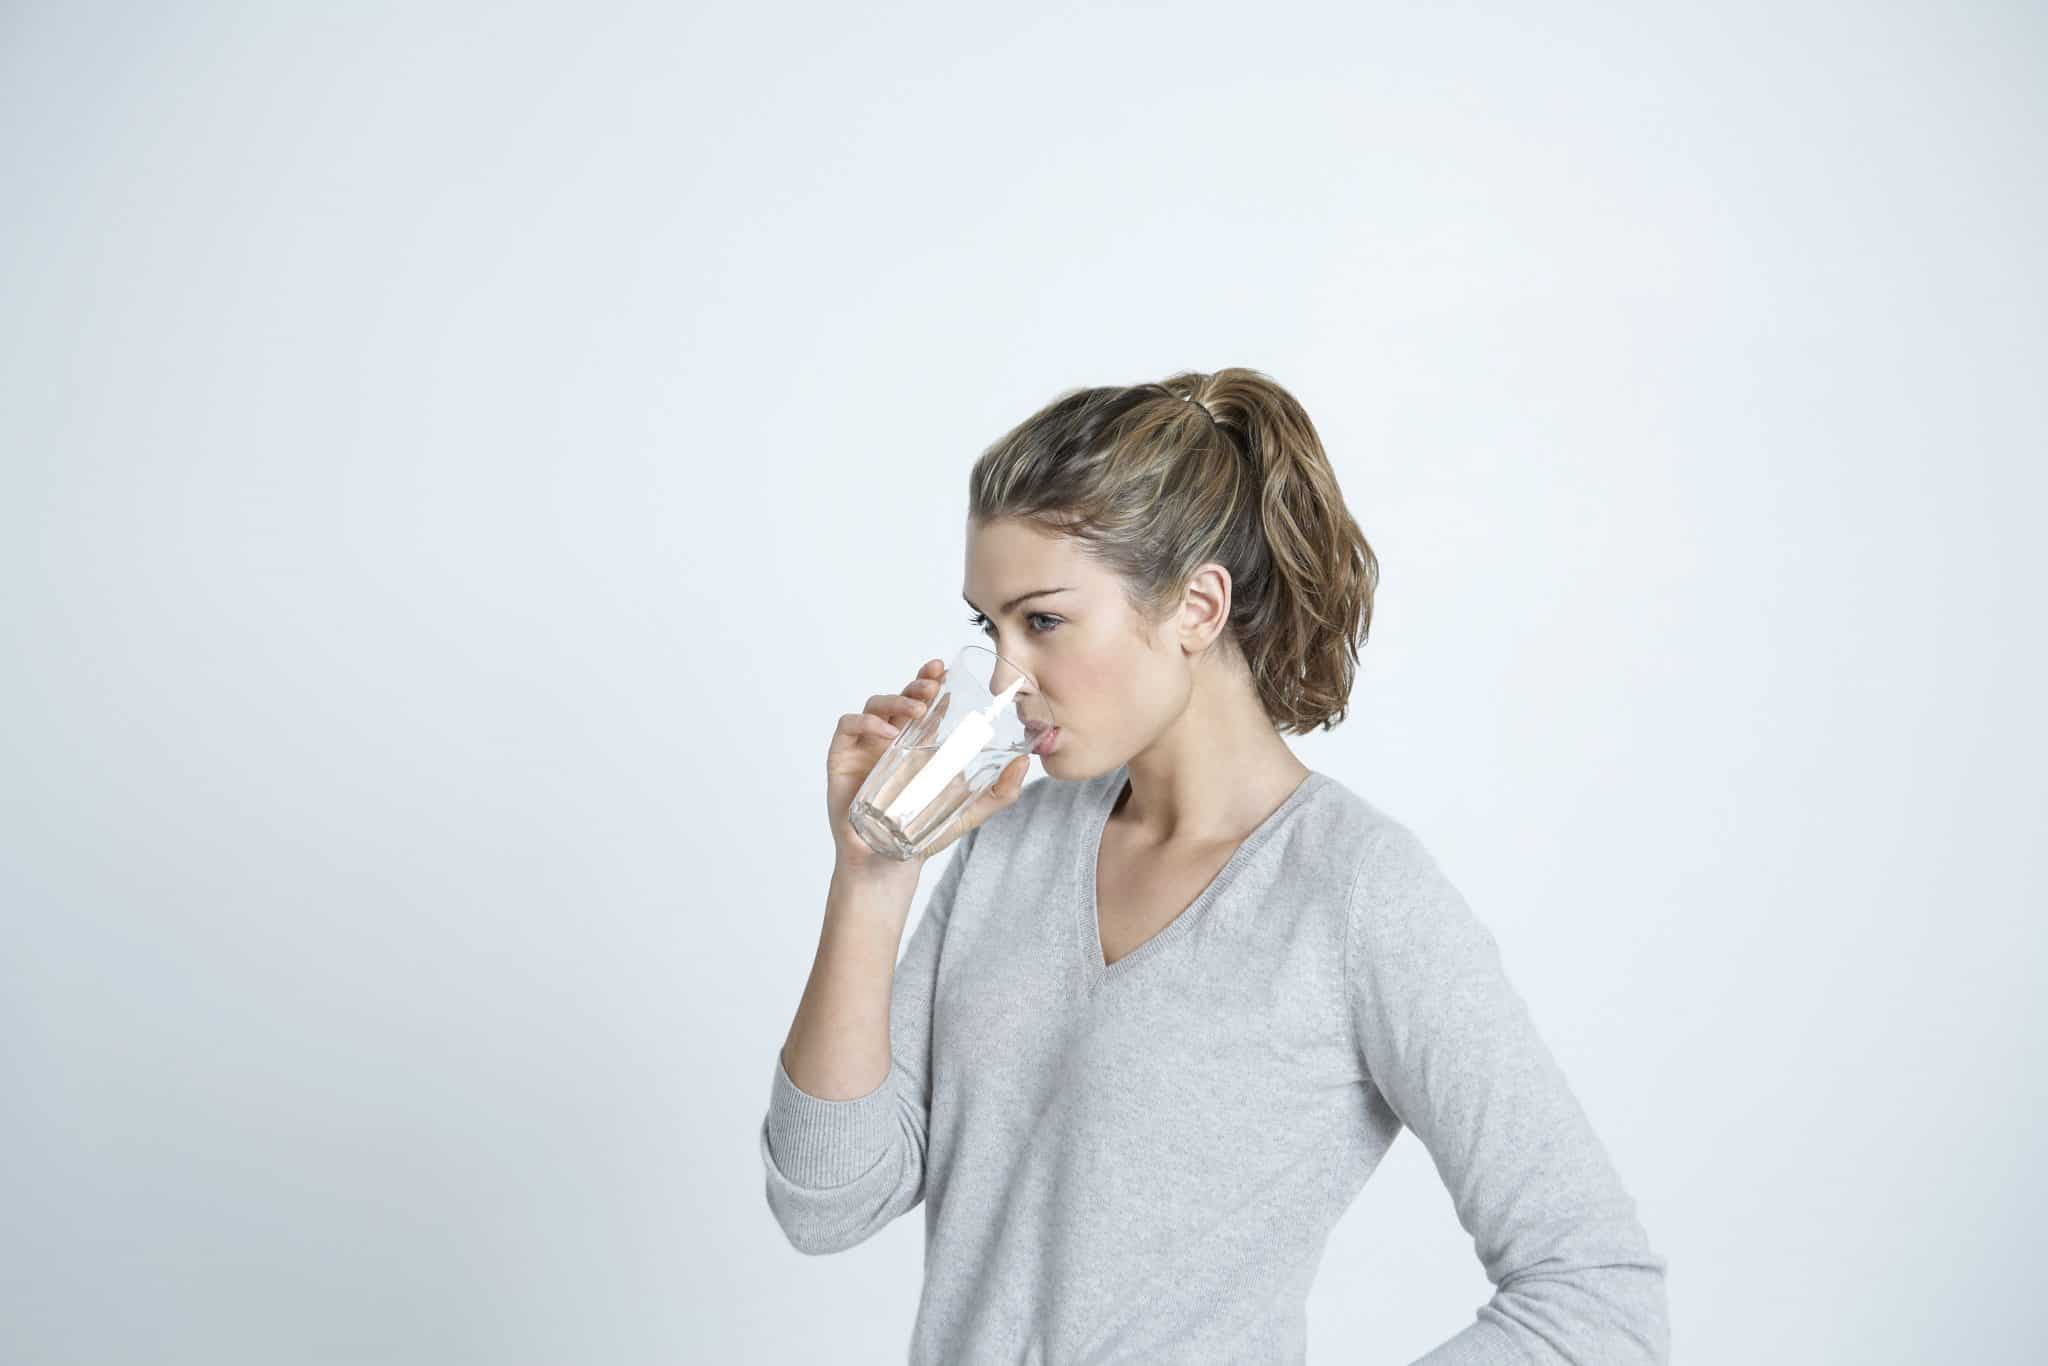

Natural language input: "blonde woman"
[762,368,1670,1364]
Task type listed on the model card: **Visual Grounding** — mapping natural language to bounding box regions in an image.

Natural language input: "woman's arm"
[1345,823,1671,1365]
[759,826,978,1255]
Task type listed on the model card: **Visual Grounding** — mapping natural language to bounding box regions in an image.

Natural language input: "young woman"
[761,368,1670,1364]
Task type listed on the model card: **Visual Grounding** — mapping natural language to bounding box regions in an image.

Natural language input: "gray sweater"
[760,764,1670,1363]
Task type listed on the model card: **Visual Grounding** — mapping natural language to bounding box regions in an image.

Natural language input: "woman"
[760,368,1671,1364]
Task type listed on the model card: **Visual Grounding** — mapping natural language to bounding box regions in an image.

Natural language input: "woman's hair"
[967,367,1379,735]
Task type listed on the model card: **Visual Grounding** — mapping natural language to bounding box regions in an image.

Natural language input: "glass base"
[846,799,923,862]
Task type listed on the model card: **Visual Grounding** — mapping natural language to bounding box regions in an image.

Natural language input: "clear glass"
[846,643,1057,861]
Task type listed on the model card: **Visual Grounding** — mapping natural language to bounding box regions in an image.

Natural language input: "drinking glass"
[846,643,1057,861]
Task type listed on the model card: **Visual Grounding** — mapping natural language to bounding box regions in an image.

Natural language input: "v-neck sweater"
[759,765,1670,1364]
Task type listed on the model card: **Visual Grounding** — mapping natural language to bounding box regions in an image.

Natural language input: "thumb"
[962,753,1031,831]
[993,752,1031,800]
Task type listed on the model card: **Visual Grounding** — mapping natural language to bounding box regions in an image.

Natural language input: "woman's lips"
[1027,722,1061,756]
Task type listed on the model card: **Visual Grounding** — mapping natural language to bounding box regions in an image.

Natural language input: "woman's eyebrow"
[961,587,1074,615]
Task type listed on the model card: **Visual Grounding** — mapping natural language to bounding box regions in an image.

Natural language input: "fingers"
[832,712,901,746]
[832,662,947,767]
[870,669,943,725]
[865,692,928,724]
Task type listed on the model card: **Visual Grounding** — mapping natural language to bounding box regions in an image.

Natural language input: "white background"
[3,2,2041,1362]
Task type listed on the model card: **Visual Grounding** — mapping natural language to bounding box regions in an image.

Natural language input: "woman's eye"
[967,612,1060,636]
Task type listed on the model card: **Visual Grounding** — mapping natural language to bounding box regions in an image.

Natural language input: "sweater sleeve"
[758,825,978,1255]
[1344,823,1671,1365]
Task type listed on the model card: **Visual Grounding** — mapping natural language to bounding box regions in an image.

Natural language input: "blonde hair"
[968,367,1379,734]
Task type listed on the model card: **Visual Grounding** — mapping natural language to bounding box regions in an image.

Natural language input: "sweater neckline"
[1076,764,1328,987]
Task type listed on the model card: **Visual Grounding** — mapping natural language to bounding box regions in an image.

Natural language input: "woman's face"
[962,517,1192,780]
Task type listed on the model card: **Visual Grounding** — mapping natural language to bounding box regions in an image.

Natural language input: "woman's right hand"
[826,656,1032,875]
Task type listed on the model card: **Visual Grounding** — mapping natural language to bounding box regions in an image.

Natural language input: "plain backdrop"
[3,2,2042,1363]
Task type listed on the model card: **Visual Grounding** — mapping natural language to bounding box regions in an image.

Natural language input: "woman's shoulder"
[1305,779,1497,964]
[1284,771,1484,937]
[1291,768,1405,865]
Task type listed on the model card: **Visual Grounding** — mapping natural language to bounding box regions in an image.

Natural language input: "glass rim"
[955,640,1039,689]
[952,642,1053,730]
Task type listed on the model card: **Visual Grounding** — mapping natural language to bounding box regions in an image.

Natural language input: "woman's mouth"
[1028,723,1061,756]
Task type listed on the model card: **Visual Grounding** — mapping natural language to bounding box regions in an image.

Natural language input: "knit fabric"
[761,765,1669,1363]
